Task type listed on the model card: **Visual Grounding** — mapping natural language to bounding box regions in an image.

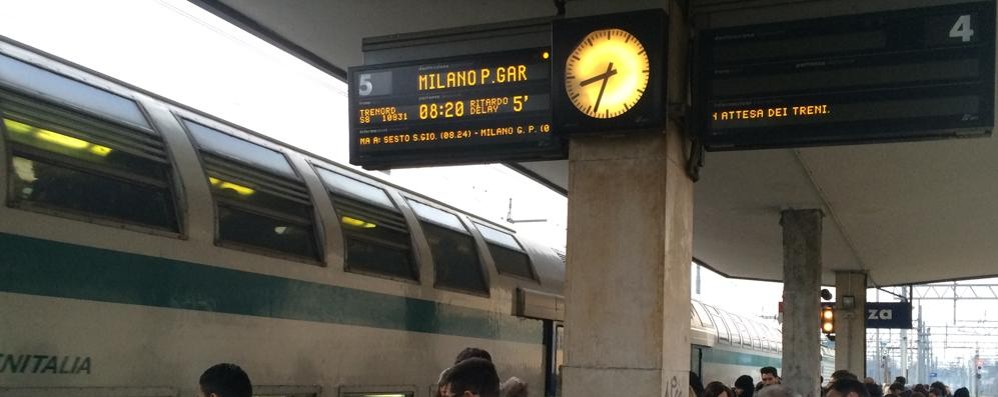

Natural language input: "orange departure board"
[349,47,564,169]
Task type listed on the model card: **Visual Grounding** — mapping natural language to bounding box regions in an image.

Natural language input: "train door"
[543,320,564,397]
[691,345,704,378]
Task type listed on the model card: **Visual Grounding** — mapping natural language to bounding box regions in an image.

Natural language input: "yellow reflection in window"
[208,176,255,196]
[12,157,37,182]
[341,216,377,228]
[4,119,112,157]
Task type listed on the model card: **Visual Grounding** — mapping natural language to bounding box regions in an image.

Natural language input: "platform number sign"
[950,15,974,42]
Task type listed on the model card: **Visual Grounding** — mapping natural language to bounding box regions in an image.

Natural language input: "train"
[0,36,831,397]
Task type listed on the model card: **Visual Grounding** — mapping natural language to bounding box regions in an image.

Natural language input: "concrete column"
[561,3,692,395]
[834,270,867,376]
[781,209,823,397]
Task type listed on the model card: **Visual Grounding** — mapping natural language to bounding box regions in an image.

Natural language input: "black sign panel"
[696,2,996,150]
[552,9,667,135]
[865,302,913,329]
[349,48,564,169]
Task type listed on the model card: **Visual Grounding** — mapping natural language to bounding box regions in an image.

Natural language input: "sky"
[2,0,995,375]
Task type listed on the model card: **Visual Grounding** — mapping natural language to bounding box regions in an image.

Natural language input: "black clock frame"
[552,9,668,135]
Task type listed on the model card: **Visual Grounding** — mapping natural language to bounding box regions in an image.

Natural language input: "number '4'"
[949,14,974,42]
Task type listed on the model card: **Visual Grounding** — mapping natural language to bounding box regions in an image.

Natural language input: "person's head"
[895,377,907,387]
[928,388,946,397]
[913,385,928,394]
[756,382,765,392]
[439,358,500,397]
[199,363,252,397]
[866,382,884,397]
[501,376,528,397]
[734,375,756,397]
[831,370,859,383]
[705,381,735,397]
[455,347,493,365]
[760,367,779,385]
[953,388,969,397]
[826,378,871,397]
[910,392,926,397]
[758,384,801,397]
[889,383,905,396]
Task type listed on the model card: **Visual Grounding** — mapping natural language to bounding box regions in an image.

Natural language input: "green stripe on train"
[0,232,542,344]
[701,348,782,367]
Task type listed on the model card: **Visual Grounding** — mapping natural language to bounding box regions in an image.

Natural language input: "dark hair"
[829,378,871,397]
[442,358,500,397]
[735,375,756,397]
[913,385,929,394]
[866,382,884,397]
[455,347,493,365]
[890,384,905,393]
[761,367,779,377]
[199,363,252,397]
[832,370,859,382]
[756,382,764,392]
[691,371,706,397]
[895,377,907,387]
[953,388,969,397]
[705,381,735,397]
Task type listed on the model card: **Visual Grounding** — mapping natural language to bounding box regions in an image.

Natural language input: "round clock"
[564,28,650,119]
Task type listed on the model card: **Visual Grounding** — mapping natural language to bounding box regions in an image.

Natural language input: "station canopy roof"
[191,0,998,286]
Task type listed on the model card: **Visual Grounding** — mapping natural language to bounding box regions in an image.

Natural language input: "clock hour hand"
[579,62,617,87]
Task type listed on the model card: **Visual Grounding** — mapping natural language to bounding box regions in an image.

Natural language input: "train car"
[690,301,835,386]
[0,36,566,397]
[0,36,830,397]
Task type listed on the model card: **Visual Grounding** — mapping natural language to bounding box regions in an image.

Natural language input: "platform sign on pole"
[348,47,564,169]
[696,1,996,150]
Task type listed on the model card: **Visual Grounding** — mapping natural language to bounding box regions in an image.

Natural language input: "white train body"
[0,37,831,397]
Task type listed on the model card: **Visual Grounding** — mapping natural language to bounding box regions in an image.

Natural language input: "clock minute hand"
[592,62,614,114]
[579,63,618,87]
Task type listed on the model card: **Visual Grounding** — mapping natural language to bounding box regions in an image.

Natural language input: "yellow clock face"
[565,28,650,119]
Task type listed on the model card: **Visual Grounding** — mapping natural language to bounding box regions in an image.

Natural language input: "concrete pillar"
[834,270,867,376]
[561,3,693,395]
[781,209,823,397]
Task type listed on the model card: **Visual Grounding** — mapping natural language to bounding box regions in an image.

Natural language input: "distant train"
[0,36,829,397]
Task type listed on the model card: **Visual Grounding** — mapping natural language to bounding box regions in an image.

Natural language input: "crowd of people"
[691,366,974,397]
[193,346,525,397]
[193,359,973,397]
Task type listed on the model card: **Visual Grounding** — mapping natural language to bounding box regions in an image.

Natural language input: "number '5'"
[358,74,373,96]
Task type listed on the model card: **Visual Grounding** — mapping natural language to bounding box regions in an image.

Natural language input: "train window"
[720,311,743,346]
[184,119,319,261]
[185,119,297,179]
[316,167,416,281]
[692,301,714,329]
[705,305,730,342]
[408,199,488,295]
[2,101,178,232]
[474,222,536,280]
[747,320,765,350]
[0,54,150,130]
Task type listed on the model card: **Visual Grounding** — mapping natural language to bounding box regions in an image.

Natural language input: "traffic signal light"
[821,305,835,334]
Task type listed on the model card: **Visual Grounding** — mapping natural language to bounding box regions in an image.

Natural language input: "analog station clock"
[552,9,666,135]
[564,28,650,119]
